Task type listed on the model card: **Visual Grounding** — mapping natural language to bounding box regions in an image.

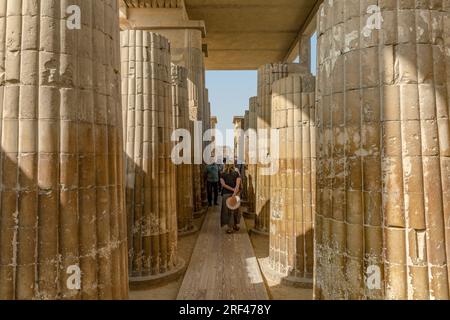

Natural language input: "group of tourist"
[204,159,243,234]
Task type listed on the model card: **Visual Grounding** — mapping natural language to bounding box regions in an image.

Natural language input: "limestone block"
[0,0,128,300]
[315,0,450,300]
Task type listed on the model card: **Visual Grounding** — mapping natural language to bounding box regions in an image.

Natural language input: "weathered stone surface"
[0,0,128,300]
[233,116,245,162]
[269,73,316,286]
[255,63,307,235]
[315,0,450,300]
[243,110,250,200]
[121,30,180,280]
[172,64,194,233]
[246,97,258,214]
[186,35,206,214]
[120,7,207,214]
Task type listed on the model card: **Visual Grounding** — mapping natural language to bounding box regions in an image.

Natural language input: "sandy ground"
[129,206,313,300]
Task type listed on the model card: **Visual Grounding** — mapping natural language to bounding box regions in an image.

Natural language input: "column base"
[259,258,313,289]
[193,206,208,219]
[241,206,255,219]
[250,228,269,236]
[129,258,186,290]
[178,224,199,237]
[243,212,255,219]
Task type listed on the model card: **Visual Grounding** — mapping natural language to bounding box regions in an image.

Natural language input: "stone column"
[121,30,183,286]
[233,116,244,163]
[172,64,195,236]
[269,73,315,287]
[315,0,450,300]
[299,34,311,70]
[243,110,250,202]
[186,33,206,216]
[254,63,305,235]
[246,97,258,215]
[0,0,128,299]
[200,88,210,207]
[119,0,207,216]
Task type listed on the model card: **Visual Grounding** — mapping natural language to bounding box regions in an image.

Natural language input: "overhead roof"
[185,0,320,70]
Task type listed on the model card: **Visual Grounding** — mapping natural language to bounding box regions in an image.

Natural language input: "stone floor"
[129,200,313,300]
[177,204,269,300]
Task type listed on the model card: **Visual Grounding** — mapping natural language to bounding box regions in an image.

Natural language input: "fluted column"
[172,64,195,235]
[254,63,304,235]
[121,30,183,285]
[243,110,250,202]
[315,0,450,300]
[246,97,258,215]
[0,0,128,299]
[269,73,315,287]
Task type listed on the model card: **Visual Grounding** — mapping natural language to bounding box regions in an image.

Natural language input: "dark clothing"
[205,164,220,182]
[220,194,241,228]
[221,171,240,195]
[236,163,244,177]
[207,181,219,205]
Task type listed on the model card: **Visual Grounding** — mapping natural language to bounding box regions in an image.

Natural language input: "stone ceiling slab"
[185,0,319,70]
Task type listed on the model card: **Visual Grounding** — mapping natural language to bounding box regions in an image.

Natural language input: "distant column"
[243,110,250,202]
[172,64,195,235]
[0,0,128,299]
[246,97,258,215]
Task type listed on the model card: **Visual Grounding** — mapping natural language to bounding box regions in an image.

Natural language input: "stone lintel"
[121,8,206,37]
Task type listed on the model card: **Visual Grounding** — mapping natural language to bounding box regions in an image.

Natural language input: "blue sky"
[206,34,317,147]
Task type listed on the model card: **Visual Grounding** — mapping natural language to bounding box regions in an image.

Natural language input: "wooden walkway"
[177,204,269,300]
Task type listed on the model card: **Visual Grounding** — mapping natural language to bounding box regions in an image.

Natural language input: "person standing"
[220,164,242,234]
[205,162,220,206]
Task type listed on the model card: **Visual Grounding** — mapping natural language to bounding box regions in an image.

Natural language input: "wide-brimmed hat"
[226,195,241,210]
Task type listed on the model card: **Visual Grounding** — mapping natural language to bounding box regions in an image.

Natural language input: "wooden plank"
[177,205,269,300]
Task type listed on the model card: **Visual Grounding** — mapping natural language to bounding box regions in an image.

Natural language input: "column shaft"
[121,30,181,282]
[254,63,305,235]
[172,64,194,234]
[315,0,450,300]
[246,97,258,215]
[269,73,316,286]
[0,0,128,300]
[243,110,250,201]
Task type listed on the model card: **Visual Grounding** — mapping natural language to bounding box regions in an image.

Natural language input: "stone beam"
[123,8,206,37]
[284,0,322,62]
[119,0,206,36]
